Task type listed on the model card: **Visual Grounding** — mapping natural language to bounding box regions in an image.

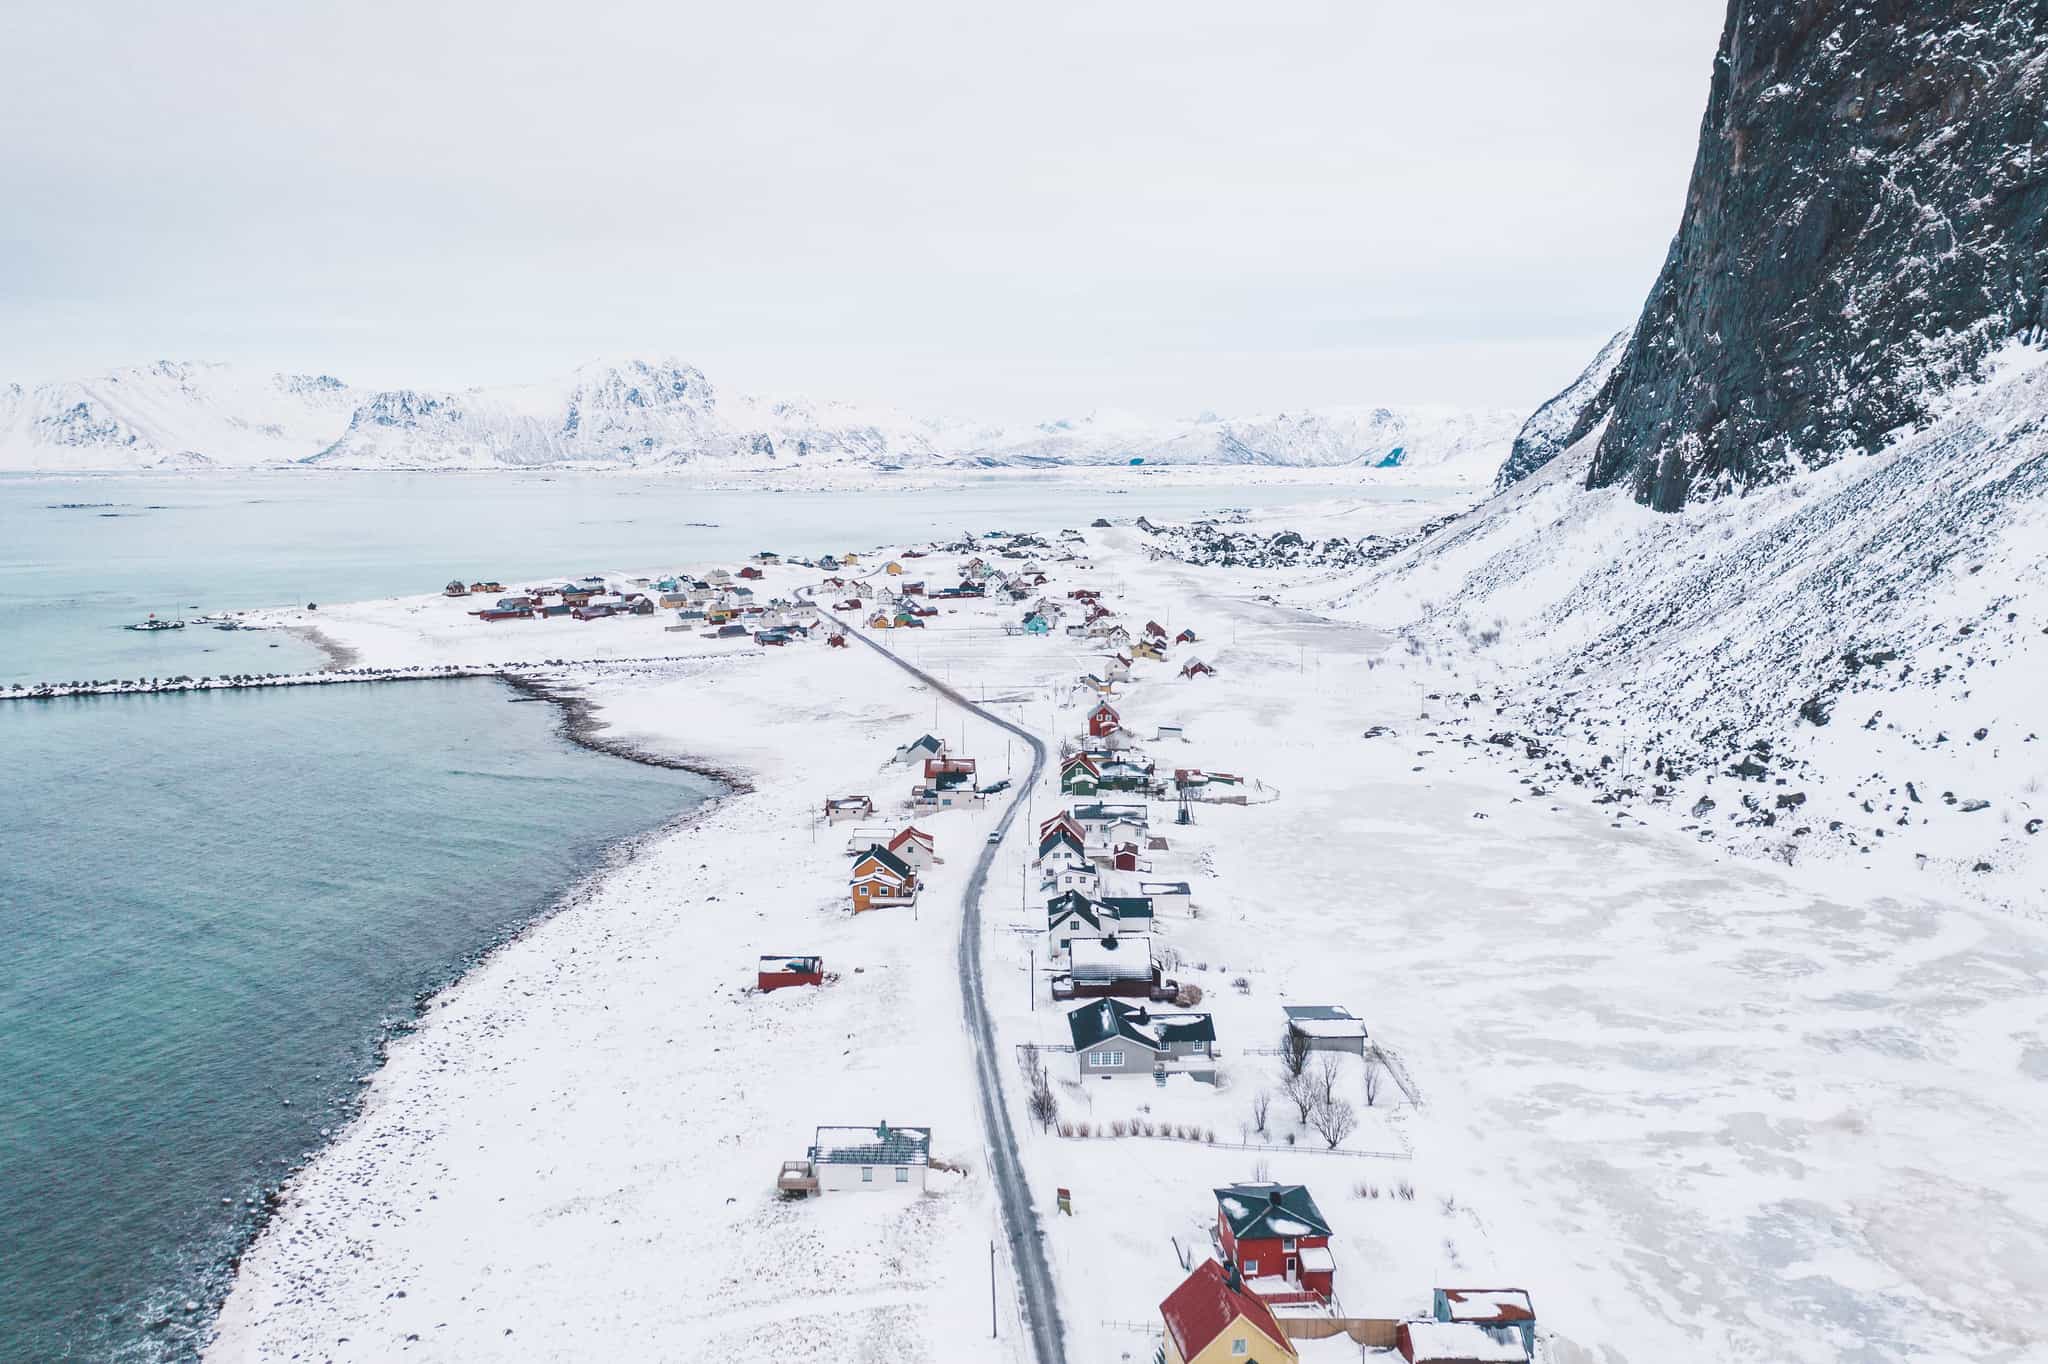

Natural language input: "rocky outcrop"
[1587,0,2048,511]
[1496,328,1629,491]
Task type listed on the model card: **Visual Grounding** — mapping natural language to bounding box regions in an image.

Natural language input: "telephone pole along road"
[819,601,1067,1364]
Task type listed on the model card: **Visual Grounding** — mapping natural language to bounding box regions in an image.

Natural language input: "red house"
[827,633,849,648]
[757,954,824,991]
[1213,1183,1336,1303]
[1087,701,1121,739]
[738,565,765,579]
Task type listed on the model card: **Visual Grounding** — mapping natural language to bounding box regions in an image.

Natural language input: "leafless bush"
[1232,976,1249,993]
[1354,1181,1380,1200]
[1203,1128,1215,1143]
[1309,1055,1340,1108]
[1250,1088,1271,1135]
[1395,1179,1415,1201]
[1280,1027,1310,1078]
[1280,1070,1315,1122]
[1362,1057,1384,1108]
[1058,1121,1075,1138]
[1021,1043,1060,1132]
[1076,1121,1093,1139]
[1110,1119,1130,1137]
[1439,1194,1458,1215]
[1175,982,1204,1007]
[1309,1097,1358,1149]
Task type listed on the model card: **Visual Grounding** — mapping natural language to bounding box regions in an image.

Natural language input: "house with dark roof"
[1214,1183,1336,1304]
[849,844,917,913]
[1067,998,1216,1079]
[1061,753,1102,796]
[1159,1259,1297,1364]
[1282,1004,1369,1056]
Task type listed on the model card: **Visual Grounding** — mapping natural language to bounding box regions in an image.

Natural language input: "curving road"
[814,599,1066,1364]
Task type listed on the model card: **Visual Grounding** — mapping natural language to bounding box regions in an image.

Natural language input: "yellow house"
[1132,640,1164,661]
[868,612,894,630]
[1160,1261,1297,1364]
[885,561,904,575]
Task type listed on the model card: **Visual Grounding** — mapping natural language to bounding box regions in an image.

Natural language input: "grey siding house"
[1067,999,1217,1080]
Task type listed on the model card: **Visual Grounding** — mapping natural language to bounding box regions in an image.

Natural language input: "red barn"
[1087,701,1121,738]
[757,954,824,991]
[1213,1183,1336,1303]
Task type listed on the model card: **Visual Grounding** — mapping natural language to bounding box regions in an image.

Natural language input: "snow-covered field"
[206,508,2048,1364]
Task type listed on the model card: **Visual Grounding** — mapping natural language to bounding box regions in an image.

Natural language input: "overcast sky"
[2,1,1725,421]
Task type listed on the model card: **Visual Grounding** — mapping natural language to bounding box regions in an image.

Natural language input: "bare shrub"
[1362,1056,1384,1108]
[1021,1043,1060,1132]
[1057,1121,1075,1138]
[1309,1054,1340,1109]
[1280,1027,1310,1078]
[1110,1119,1130,1137]
[1076,1121,1093,1139]
[1354,1181,1380,1200]
[1250,1088,1271,1135]
[1309,1097,1358,1149]
[1203,1128,1215,1143]
[1439,1194,1458,1215]
[1174,982,1204,1007]
[1280,1070,1315,1123]
[1395,1179,1416,1201]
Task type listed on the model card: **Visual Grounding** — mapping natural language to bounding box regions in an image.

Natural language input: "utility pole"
[989,1240,998,1338]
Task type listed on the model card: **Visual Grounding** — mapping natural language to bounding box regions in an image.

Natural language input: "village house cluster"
[441,553,840,646]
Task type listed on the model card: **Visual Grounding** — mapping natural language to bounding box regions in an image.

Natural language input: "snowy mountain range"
[0,357,1519,480]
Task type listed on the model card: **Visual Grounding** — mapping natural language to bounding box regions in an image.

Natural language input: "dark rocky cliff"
[1582,0,2048,511]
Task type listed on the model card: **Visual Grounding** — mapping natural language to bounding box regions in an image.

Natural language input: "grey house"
[1067,998,1216,1080]
[1282,1004,1369,1056]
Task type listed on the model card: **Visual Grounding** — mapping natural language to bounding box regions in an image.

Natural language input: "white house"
[1138,880,1192,915]
[1040,854,1101,898]
[809,1122,931,1192]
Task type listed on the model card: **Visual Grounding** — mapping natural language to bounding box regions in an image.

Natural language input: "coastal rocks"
[1575,1,2048,510]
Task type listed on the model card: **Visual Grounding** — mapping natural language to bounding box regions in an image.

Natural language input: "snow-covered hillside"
[1314,344,2048,894]
[0,356,1517,479]
[0,361,356,471]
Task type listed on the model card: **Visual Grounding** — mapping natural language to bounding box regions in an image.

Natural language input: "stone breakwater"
[1,657,708,702]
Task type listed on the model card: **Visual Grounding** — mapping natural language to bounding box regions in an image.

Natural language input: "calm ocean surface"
[0,470,1440,1361]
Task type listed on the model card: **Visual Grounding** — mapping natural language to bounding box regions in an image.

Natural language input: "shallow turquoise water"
[0,680,713,1361]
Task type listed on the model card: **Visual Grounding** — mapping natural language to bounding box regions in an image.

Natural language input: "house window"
[1095,1050,1122,1067]
[1232,1340,1248,1356]
[1283,1238,1298,1252]
[1242,1259,1258,1275]
[896,1167,909,1183]
[861,1167,874,1183]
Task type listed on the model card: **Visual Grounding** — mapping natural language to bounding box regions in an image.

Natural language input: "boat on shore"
[124,614,185,632]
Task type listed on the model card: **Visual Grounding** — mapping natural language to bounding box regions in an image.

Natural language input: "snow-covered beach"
[201,508,2048,1364]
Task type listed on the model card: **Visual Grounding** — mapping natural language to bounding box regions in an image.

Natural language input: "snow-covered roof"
[1068,934,1154,981]
[758,955,820,974]
[1437,1289,1534,1325]
[1398,1321,1526,1363]
[1297,1245,1336,1273]
[1283,1004,1368,1038]
[811,1123,931,1166]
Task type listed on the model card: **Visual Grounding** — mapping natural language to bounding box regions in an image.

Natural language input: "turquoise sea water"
[0,470,1446,1361]
[0,682,714,1361]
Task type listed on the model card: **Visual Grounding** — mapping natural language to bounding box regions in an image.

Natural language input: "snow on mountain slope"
[1,355,1516,477]
[1318,343,2048,894]
[0,361,355,470]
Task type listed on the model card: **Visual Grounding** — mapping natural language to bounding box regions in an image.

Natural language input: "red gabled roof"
[1061,753,1100,776]
[889,826,935,851]
[1160,1261,1295,1362]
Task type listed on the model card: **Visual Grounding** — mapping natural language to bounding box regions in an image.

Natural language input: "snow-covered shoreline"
[199,516,2048,1363]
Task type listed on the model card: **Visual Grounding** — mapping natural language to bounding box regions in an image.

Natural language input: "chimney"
[1268,1189,1284,1208]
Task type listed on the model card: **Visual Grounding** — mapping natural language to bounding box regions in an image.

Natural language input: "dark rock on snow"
[1513,0,2048,510]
